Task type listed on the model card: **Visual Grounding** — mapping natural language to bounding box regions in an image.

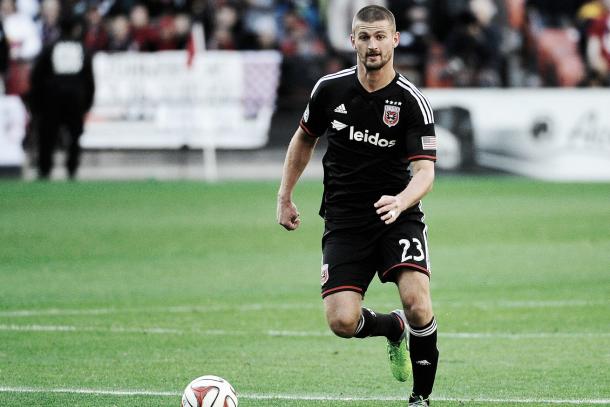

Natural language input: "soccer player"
[276,6,438,406]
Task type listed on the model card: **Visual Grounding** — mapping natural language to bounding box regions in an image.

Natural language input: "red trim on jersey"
[382,263,430,278]
[321,285,363,298]
[299,120,319,138]
[408,155,437,161]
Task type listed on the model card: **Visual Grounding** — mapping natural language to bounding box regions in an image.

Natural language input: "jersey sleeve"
[402,91,437,162]
[299,81,327,138]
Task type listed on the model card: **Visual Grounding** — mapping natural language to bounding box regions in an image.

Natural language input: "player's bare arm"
[277,127,318,230]
[374,160,435,224]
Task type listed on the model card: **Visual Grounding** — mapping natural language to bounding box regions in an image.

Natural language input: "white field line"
[0,324,182,335]
[0,303,322,317]
[0,299,606,318]
[0,324,609,339]
[467,300,608,308]
[0,386,609,404]
[0,324,224,336]
[269,330,610,339]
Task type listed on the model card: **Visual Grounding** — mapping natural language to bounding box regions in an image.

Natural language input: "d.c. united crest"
[321,264,329,285]
[383,104,400,127]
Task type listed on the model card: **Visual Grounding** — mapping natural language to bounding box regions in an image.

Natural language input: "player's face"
[351,20,398,71]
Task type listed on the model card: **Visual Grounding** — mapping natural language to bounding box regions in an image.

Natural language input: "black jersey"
[299,67,437,222]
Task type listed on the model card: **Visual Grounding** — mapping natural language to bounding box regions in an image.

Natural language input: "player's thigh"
[375,215,431,284]
[321,224,378,299]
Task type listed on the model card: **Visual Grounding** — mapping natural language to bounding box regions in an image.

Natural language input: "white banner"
[428,89,610,181]
[0,96,27,167]
[84,50,282,149]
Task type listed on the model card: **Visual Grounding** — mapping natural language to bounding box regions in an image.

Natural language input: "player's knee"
[327,315,359,338]
[402,294,433,324]
[401,292,419,310]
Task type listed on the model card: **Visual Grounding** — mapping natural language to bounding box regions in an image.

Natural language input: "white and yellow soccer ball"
[181,375,238,407]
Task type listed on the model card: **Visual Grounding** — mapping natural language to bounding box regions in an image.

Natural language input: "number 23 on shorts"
[398,238,425,262]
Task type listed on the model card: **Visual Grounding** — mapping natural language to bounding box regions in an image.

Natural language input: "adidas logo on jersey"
[334,104,348,114]
[331,120,348,131]
[349,126,396,148]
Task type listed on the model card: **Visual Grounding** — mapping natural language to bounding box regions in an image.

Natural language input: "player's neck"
[357,63,396,93]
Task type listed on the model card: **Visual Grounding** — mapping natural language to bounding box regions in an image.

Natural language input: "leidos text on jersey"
[349,126,396,148]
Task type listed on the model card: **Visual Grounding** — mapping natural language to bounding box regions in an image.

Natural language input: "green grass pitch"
[0,177,608,406]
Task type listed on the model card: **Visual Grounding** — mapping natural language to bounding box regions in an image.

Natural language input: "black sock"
[353,307,403,341]
[409,316,439,399]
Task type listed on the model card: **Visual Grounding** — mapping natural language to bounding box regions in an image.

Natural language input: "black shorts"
[320,208,431,298]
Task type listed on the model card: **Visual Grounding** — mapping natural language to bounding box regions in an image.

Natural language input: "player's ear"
[393,30,400,48]
[350,33,356,49]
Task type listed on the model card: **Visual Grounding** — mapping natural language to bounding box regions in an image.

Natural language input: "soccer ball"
[181,375,238,407]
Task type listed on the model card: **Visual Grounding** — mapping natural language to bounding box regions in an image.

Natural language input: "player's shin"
[353,307,403,341]
[409,316,439,399]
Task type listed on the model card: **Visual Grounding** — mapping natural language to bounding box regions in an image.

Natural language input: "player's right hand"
[277,199,301,231]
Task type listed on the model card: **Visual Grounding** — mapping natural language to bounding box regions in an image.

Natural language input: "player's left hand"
[374,195,404,225]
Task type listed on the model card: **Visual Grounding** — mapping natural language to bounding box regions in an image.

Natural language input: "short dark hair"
[352,5,396,32]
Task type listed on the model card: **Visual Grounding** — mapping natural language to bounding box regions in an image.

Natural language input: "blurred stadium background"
[1,0,609,180]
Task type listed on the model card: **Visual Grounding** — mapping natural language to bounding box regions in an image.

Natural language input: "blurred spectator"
[0,0,604,91]
[524,0,587,86]
[130,3,158,51]
[1,0,41,59]
[578,0,607,21]
[208,4,243,50]
[173,13,191,49]
[108,14,132,51]
[444,0,502,86]
[156,14,178,50]
[429,0,470,43]
[586,0,610,85]
[145,0,190,17]
[83,5,109,52]
[38,0,61,46]
[0,20,8,92]
[277,0,322,34]
[17,0,38,18]
[190,0,214,40]
[241,0,277,49]
[527,0,587,29]
[1,0,41,95]
[575,1,605,69]
[106,0,138,17]
[388,0,433,84]
[577,1,607,44]
[30,15,95,180]
[325,0,386,54]
[280,8,324,56]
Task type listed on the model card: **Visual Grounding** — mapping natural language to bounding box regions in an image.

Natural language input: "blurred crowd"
[1,0,610,98]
